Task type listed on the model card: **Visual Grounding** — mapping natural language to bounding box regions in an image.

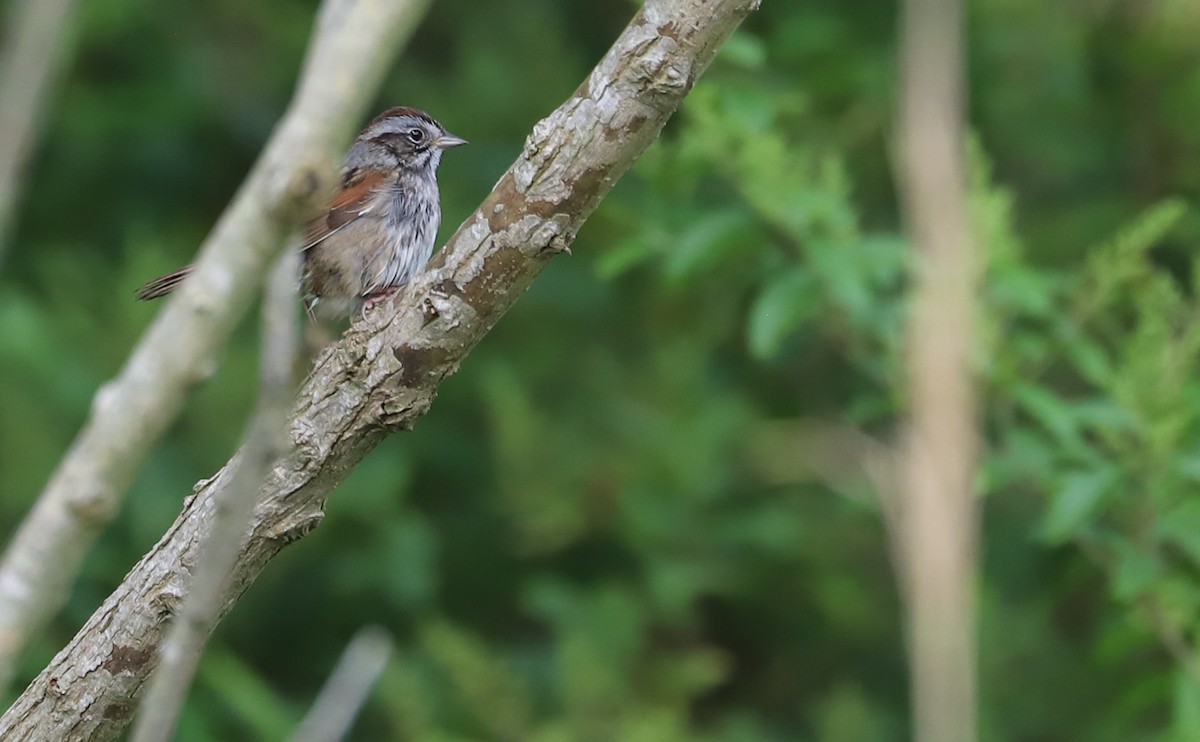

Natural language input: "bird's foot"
[360,287,399,320]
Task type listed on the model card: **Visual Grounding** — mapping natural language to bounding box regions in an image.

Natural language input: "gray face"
[345,108,456,174]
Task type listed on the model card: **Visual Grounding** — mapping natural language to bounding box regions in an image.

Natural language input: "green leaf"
[664,210,757,285]
[1111,541,1161,602]
[1077,198,1187,316]
[1157,499,1200,568]
[199,648,297,739]
[1012,384,1085,452]
[1171,671,1200,742]
[987,428,1057,489]
[595,238,657,279]
[1059,325,1114,386]
[747,268,819,359]
[720,32,768,69]
[1038,468,1119,544]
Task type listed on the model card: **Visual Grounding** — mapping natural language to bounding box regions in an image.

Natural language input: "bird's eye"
[407,128,425,144]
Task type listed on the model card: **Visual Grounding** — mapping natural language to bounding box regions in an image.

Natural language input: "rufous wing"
[301,167,389,252]
[138,169,389,303]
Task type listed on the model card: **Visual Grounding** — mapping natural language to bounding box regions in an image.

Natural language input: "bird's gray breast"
[370,174,441,293]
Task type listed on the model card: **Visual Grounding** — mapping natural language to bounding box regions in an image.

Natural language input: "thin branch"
[129,251,300,742]
[0,1,759,737]
[0,0,81,264]
[0,0,432,694]
[747,419,906,589]
[895,0,980,740]
[288,626,393,742]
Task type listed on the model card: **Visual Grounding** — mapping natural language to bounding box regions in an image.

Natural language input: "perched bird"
[136,106,467,317]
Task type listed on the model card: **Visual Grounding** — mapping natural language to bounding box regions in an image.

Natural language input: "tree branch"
[0,0,81,264]
[896,0,980,740]
[0,0,431,693]
[129,251,300,742]
[0,0,758,737]
[287,626,393,742]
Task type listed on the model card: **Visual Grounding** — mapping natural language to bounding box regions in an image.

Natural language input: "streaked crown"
[345,106,466,173]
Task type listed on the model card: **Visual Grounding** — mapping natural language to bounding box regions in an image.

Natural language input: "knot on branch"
[630,34,693,105]
[518,214,574,258]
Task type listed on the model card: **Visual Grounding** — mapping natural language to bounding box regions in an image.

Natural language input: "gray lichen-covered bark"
[0,0,759,738]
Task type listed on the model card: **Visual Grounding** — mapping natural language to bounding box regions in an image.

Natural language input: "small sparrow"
[136,106,467,317]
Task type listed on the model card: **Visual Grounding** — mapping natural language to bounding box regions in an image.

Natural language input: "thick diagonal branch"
[0,0,431,693]
[0,0,758,737]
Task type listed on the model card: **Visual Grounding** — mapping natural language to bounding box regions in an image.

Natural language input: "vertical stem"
[0,0,81,266]
[288,626,393,742]
[896,0,979,740]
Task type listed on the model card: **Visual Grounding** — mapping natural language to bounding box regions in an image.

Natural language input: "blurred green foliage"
[3,0,1200,739]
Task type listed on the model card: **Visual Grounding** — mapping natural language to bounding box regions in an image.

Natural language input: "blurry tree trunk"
[0,0,431,695]
[0,0,759,738]
[896,0,980,740]
[0,0,81,265]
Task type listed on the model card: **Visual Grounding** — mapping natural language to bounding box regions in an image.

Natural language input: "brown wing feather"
[301,167,389,251]
[136,265,194,300]
[137,170,387,303]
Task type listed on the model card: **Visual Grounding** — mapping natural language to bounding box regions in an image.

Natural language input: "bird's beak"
[435,133,468,149]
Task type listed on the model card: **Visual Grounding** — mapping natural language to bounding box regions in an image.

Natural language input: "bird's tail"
[135,265,194,300]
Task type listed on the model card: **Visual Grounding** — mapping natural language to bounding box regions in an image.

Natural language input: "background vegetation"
[3,0,1200,739]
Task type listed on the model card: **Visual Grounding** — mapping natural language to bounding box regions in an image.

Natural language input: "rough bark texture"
[0,0,758,738]
[0,0,431,694]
